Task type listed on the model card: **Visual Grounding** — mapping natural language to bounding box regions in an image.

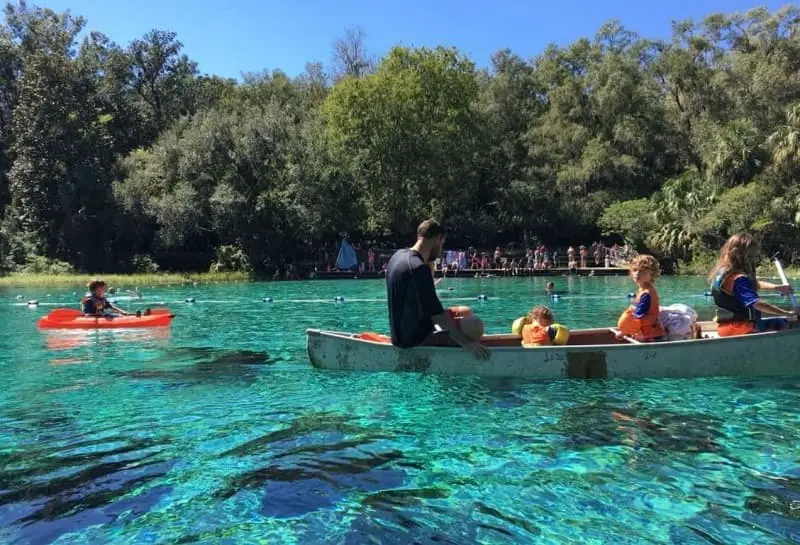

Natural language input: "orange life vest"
[522,322,552,346]
[713,270,758,337]
[617,286,665,340]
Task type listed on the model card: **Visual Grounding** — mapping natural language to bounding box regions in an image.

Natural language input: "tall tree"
[331,26,374,81]
[324,46,481,239]
[128,29,198,142]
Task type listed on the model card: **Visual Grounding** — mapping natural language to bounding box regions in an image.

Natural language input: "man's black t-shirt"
[386,249,445,347]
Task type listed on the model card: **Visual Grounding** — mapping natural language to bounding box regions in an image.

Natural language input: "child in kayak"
[521,306,569,346]
[83,279,130,316]
[617,255,665,341]
[709,232,794,336]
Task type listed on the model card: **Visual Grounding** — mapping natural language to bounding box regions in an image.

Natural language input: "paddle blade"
[774,258,791,286]
[774,258,797,309]
[46,308,82,321]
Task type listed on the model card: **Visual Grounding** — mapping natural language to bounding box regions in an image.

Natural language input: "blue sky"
[37,0,786,79]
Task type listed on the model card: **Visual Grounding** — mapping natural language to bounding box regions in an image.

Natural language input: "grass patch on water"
[0,271,252,288]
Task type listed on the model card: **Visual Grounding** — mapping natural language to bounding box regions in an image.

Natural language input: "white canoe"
[306,324,800,379]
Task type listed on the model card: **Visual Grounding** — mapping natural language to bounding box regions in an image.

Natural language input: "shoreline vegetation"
[0,272,252,288]
[3,266,800,288]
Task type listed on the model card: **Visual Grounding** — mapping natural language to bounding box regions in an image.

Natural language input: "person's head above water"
[546,281,555,291]
[413,218,446,262]
[87,278,106,297]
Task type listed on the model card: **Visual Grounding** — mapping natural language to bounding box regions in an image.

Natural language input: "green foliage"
[695,183,773,246]
[1,5,800,273]
[0,271,250,287]
[210,245,252,273]
[131,254,160,273]
[324,46,481,237]
[597,199,654,249]
[19,255,75,275]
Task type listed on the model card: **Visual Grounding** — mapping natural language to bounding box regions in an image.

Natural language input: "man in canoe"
[386,219,489,359]
[83,279,130,316]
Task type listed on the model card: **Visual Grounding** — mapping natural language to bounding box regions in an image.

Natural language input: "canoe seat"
[356,332,391,344]
[609,328,641,344]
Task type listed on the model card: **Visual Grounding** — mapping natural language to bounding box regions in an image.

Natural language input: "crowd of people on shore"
[317,241,638,277]
[430,242,637,275]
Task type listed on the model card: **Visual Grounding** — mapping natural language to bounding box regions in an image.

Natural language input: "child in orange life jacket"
[521,306,569,346]
[709,232,794,336]
[617,255,665,341]
[82,279,130,316]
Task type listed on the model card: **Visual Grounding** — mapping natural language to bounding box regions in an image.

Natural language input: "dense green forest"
[0,2,799,274]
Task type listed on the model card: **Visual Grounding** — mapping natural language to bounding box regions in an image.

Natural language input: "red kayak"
[38,308,175,330]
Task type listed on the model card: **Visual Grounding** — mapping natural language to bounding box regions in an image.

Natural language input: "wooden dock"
[313,267,627,280]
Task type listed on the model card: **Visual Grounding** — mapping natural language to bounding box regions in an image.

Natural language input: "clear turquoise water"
[2,276,800,544]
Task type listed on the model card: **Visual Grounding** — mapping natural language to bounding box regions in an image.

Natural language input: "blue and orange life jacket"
[711,268,759,336]
[617,286,665,340]
[711,269,760,324]
[82,294,109,315]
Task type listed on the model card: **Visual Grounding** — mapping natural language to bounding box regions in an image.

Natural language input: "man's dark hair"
[417,218,446,239]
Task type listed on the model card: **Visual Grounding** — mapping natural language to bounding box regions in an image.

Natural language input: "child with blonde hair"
[617,255,665,341]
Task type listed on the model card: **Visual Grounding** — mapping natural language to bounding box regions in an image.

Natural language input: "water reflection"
[43,328,171,352]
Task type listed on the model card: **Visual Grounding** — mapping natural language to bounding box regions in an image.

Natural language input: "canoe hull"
[306,328,800,379]
[38,314,173,330]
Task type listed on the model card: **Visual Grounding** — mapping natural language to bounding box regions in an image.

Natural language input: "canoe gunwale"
[306,326,788,351]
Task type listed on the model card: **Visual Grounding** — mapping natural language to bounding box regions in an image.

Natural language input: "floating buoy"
[15,295,23,300]
[263,297,273,303]
[72,292,77,296]
[46,294,51,298]
[550,294,560,301]
[185,297,196,303]
[193,282,198,287]
[334,296,345,302]
[448,287,454,291]
[627,293,635,298]
[703,291,712,297]
[477,294,488,301]
[27,300,38,307]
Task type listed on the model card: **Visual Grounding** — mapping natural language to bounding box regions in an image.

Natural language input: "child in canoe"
[617,255,665,341]
[709,233,794,336]
[83,279,130,316]
[518,305,570,347]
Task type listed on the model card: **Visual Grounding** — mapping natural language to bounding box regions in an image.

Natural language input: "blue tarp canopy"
[336,239,358,271]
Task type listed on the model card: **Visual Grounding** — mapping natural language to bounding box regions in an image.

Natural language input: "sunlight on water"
[1,277,799,544]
